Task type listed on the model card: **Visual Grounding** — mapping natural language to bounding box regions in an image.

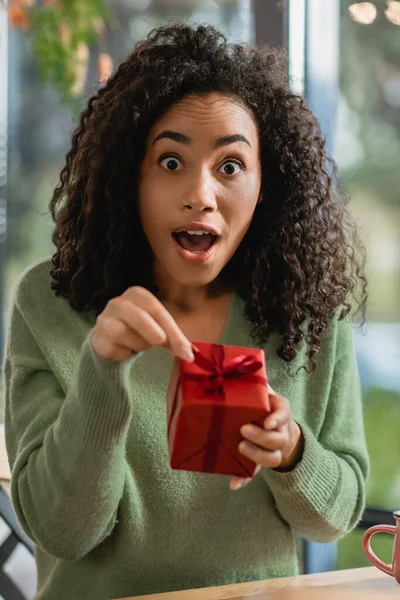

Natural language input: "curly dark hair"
[50,23,367,372]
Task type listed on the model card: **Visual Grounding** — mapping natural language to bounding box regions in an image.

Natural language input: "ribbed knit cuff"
[58,331,141,451]
[263,421,341,519]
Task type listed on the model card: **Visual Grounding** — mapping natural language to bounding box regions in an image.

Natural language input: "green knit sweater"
[3,260,369,600]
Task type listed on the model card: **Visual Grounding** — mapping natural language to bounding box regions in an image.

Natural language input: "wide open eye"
[218,160,244,176]
[159,155,184,171]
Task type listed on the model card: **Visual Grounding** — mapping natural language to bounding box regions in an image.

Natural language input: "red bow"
[183,344,266,398]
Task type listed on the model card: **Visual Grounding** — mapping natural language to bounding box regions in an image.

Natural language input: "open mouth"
[172,231,218,254]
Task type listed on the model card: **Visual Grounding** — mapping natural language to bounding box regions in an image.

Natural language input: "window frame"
[0,7,8,364]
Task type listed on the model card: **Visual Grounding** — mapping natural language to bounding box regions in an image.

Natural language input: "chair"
[0,485,34,600]
[0,427,34,600]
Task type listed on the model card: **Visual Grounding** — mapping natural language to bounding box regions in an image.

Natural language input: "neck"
[158,283,233,314]
[160,286,207,313]
[153,267,231,314]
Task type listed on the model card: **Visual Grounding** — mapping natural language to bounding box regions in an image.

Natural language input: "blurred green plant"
[337,386,400,570]
[6,0,114,110]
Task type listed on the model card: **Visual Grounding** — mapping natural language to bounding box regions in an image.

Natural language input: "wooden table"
[117,568,399,600]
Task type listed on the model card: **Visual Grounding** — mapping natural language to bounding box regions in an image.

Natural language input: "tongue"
[175,232,215,253]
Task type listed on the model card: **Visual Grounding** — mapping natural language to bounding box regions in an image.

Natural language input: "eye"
[158,155,184,171]
[218,160,245,176]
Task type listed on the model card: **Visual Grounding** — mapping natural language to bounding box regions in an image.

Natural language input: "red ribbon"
[180,345,267,472]
[183,344,266,396]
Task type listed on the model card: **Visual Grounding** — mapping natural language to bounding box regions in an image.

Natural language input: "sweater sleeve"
[262,318,369,543]
[4,301,139,560]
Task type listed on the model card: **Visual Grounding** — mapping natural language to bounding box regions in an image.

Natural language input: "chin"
[164,261,224,287]
[170,271,219,288]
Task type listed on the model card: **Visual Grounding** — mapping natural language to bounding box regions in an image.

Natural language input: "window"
[300,0,400,571]
[334,0,400,569]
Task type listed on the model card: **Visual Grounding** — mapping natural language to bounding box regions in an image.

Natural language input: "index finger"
[264,394,290,430]
[126,287,194,361]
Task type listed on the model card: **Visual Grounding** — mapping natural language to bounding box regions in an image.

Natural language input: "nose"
[183,169,217,213]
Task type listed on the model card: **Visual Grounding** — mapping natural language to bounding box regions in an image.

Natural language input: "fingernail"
[241,424,254,436]
[231,482,242,491]
[239,442,247,454]
[180,347,194,362]
[268,419,278,430]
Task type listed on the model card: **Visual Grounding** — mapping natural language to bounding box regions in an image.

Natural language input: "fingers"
[123,287,194,361]
[229,386,291,491]
[230,476,252,491]
[230,466,261,491]
[239,441,282,468]
[264,392,290,430]
[93,303,165,360]
[263,409,289,431]
[229,386,290,491]
[99,307,166,348]
[93,286,195,361]
[92,336,136,362]
[241,424,287,451]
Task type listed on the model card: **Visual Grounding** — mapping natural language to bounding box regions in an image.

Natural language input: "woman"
[3,24,369,600]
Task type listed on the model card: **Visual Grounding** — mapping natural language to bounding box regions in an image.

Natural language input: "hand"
[230,385,303,491]
[92,286,195,363]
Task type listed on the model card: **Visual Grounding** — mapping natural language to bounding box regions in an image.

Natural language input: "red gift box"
[166,342,271,477]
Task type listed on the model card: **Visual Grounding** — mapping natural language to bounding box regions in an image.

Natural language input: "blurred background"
[0,0,399,597]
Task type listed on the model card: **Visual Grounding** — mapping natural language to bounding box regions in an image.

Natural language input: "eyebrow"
[152,130,191,146]
[151,130,251,148]
[213,134,251,149]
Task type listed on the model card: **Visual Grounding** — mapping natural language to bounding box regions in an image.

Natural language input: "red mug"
[362,510,400,583]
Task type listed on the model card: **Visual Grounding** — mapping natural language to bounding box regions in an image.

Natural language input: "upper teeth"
[186,230,209,235]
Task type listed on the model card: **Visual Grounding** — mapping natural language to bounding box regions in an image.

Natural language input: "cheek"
[138,175,163,232]
[226,174,261,219]
[244,170,262,201]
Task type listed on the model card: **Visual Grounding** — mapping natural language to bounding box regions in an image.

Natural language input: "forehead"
[150,92,259,145]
